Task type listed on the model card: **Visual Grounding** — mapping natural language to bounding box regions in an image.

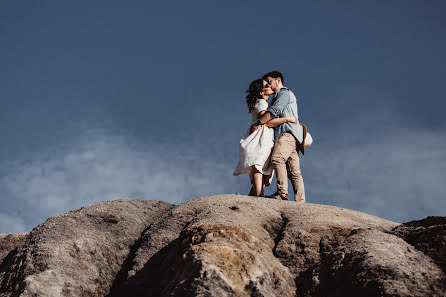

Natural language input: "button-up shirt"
[267,87,303,143]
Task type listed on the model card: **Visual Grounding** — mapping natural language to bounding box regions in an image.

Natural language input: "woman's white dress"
[233,99,275,179]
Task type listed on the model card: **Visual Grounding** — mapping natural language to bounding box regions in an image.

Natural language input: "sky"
[1,0,445,233]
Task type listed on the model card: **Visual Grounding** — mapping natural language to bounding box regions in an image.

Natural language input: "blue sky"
[1,1,445,232]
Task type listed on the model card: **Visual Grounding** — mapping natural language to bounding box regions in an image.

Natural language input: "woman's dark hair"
[246,79,264,113]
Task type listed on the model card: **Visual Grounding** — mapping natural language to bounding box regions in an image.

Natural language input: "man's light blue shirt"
[267,87,303,143]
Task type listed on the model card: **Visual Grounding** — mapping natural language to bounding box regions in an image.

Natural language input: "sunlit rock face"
[0,195,444,297]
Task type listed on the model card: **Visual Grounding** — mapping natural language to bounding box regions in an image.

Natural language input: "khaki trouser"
[271,133,305,202]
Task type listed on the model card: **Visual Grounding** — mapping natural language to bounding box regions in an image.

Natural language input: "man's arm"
[249,111,274,133]
[266,90,291,119]
[258,111,274,124]
[266,116,297,127]
[250,90,291,132]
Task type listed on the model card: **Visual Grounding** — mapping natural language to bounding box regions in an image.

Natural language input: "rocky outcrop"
[391,216,446,274]
[0,199,173,297]
[0,195,444,297]
[0,233,27,265]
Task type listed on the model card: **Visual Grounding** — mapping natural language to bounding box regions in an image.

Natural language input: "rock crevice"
[272,213,289,259]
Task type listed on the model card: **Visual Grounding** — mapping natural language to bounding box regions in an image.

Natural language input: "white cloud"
[0,128,241,233]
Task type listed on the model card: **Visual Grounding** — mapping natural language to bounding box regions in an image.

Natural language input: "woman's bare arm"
[266,116,297,128]
[257,110,266,118]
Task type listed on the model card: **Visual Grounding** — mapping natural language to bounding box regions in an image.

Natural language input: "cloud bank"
[0,128,241,233]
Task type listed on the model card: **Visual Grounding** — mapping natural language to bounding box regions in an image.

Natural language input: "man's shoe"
[267,192,288,200]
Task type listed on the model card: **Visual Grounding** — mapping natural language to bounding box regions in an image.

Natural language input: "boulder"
[0,195,444,297]
[0,199,173,297]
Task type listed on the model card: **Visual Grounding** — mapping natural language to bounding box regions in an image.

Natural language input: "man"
[251,71,305,202]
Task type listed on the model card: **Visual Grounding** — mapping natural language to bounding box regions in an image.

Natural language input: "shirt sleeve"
[267,90,291,118]
[254,99,268,114]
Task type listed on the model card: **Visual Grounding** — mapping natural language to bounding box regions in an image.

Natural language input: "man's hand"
[287,116,298,124]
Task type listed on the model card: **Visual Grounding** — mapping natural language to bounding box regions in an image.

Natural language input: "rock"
[0,199,173,297]
[0,195,445,297]
[296,229,444,297]
[392,216,446,273]
[0,233,27,265]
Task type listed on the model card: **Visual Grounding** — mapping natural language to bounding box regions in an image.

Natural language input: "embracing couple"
[234,71,311,201]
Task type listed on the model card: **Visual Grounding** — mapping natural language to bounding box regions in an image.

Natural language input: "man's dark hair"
[262,71,284,84]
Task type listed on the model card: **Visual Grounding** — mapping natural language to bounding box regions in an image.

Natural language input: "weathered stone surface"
[391,216,446,273]
[0,195,445,297]
[295,229,444,297]
[0,233,27,265]
[0,199,173,297]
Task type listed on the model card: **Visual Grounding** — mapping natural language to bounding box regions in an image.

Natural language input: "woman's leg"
[248,185,256,196]
[248,174,256,196]
[252,167,263,198]
[260,181,265,197]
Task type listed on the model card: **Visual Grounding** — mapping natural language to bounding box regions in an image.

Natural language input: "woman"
[233,79,297,197]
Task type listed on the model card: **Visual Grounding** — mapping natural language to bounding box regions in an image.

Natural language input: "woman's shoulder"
[254,99,268,107]
[253,99,268,112]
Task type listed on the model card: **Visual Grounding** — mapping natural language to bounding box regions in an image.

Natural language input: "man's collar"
[274,87,289,95]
